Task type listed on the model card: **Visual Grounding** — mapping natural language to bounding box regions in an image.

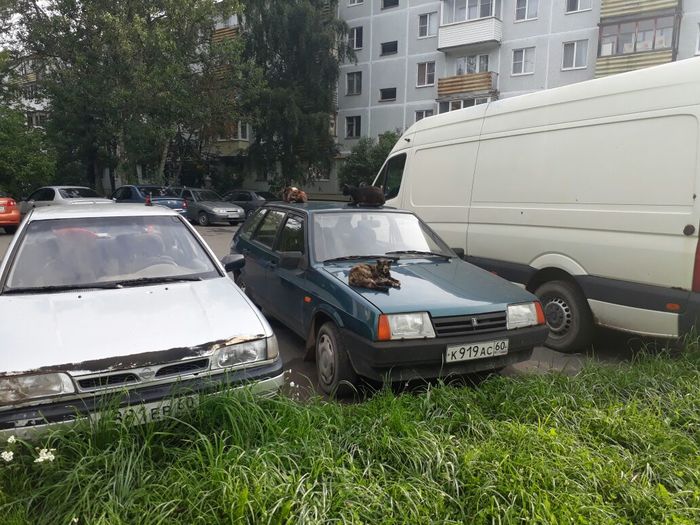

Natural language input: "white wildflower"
[34,448,56,463]
[71,518,79,524]
[6,435,16,444]
[1,451,13,462]
[289,381,296,388]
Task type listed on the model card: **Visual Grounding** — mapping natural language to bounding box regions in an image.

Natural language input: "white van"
[373,57,700,353]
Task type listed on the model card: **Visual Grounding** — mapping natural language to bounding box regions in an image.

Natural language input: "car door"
[20,188,54,215]
[112,187,135,203]
[265,214,307,331]
[244,209,286,308]
[233,191,253,214]
[181,189,196,221]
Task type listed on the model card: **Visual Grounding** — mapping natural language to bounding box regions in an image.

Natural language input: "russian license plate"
[113,395,199,425]
[0,206,4,213]
[228,213,238,218]
[445,340,509,363]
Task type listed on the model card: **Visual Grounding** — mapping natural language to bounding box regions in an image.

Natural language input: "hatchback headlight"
[507,302,545,330]
[0,373,75,405]
[378,312,435,341]
[212,335,278,369]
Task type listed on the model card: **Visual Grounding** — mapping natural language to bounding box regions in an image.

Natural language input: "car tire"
[535,280,593,353]
[3,226,17,235]
[246,209,255,218]
[316,322,358,397]
[197,212,210,227]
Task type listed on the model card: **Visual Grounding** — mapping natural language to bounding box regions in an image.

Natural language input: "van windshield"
[375,153,406,200]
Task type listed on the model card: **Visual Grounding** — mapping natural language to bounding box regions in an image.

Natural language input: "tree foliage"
[239,0,352,187]
[338,130,401,188]
[0,107,55,197]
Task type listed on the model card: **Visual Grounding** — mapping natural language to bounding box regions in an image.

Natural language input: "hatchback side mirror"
[278,251,304,270]
[451,247,465,259]
[221,254,245,272]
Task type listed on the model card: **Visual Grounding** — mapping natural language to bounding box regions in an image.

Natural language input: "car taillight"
[183,199,188,209]
[693,238,700,292]
[145,194,152,206]
[7,199,16,208]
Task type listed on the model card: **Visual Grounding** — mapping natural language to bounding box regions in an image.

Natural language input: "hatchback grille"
[155,359,209,378]
[78,373,140,391]
[432,311,507,338]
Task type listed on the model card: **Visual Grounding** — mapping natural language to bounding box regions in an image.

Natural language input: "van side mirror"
[451,247,465,259]
[221,254,245,272]
[278,251,304,270]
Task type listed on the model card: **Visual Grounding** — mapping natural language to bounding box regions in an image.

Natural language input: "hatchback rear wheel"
[316,322,357,397]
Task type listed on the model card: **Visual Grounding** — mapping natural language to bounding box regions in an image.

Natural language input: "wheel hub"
[317,334,335,385]
[544,297,572,335]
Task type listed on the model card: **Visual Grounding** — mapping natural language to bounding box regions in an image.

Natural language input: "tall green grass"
[2,347,700,524]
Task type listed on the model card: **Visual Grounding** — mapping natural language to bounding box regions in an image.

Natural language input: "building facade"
[336,0,696,159]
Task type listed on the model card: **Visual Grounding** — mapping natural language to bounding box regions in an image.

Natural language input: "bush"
[338,130,401,188]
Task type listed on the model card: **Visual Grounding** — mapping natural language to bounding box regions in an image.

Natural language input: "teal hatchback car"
[230,203,548,395]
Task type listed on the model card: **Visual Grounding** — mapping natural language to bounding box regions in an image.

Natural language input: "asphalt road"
[0,223,642,399]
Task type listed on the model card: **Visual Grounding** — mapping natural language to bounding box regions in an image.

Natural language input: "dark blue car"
[112,185,188,217]
[231,202,548,395]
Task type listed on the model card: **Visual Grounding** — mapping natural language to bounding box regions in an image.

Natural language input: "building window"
[443,0,497,25]
[417,62,436,86]
[349,0,363,5]
[512,47,535,75]
[379,87,397,101]
[415,109,434,122]
[346,72,362,95]
[418,12,438,37]
[438,97,490,113]
[562,40,588,70]
[215,15,239,29]
[26,112,49,128]
[346,116,361,138]
[456,54,488,75]
[566,0,591,13]
[349,26,363,49]
[381,41,398,55]
[515,0,538,21]
[218,121,249,141]
[382,0,399,8]
[599,17,674,57]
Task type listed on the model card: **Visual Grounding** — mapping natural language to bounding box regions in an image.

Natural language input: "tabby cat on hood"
[348,258,400,292]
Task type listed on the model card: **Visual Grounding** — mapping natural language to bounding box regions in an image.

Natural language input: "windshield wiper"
[3,283,122,295]
[323,255,399,264]
[385,250,452,260]
[113,276,203,287]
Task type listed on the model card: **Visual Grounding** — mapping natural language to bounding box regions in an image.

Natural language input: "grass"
[2,346,700,524]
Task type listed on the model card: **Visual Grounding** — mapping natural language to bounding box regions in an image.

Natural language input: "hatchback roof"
[264,201,398,214]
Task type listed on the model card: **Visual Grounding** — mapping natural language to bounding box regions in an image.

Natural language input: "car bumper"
[0,210,20,226]
[212,212,244,222]
[341,325,548,382]
[0,359,284,439]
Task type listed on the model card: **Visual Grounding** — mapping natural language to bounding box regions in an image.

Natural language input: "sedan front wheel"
[197,212,210,227]
[316,322,357,397]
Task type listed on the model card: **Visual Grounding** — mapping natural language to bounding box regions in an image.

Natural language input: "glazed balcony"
[437,71,497,98]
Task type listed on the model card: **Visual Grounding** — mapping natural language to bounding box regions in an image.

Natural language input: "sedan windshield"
[194,190,222,202]
[313,211,452,262]
[4,216,219,293]
[59,188,100,199]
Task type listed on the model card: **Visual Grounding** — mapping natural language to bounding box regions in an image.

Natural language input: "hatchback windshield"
[139,186,179,198]
[194,190,222,201]
[313,211,451,262]
[59,188,100,199]
[4,216,219,292]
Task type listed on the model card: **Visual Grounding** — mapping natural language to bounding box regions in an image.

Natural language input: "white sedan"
[0,204,283,437]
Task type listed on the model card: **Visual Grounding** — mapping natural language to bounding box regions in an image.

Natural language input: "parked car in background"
[223,189,278,217]
[112,185,187,217]
[19,186,112,216]
[0,204,283,437]
[231,202,547,395]
[0,192,20,235]
[177,188,245,226]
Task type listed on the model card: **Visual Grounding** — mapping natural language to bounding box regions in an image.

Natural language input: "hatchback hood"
[323,259,535,316]
[0,278,267,376]
[203,201,241,209]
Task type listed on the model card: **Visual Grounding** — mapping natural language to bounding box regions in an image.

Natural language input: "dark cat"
[348,258,400,292]
[343,184,386,207]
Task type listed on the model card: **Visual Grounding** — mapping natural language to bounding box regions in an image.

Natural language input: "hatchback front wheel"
[316,322,357,397]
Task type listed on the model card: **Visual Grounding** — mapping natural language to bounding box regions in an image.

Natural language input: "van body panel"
[587,299,679,338]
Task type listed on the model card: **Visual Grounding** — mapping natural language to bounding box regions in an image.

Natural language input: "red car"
[0,193,20,234]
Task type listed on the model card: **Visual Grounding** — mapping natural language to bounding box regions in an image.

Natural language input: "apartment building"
[336,0,697,158]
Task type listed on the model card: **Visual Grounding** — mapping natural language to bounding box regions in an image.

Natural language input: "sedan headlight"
[378,312,435,341]
[213,208,226,214]
[0,373,75,404]
[507,302,545,330]
[212,335,278,369]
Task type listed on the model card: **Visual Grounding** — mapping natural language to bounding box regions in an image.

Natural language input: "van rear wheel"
[535,280,593,353]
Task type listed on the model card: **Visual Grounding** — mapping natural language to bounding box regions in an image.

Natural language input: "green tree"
[10,0,249,192]
[239,0,352,187]
[338,130,401,188]
[0,107,55,197]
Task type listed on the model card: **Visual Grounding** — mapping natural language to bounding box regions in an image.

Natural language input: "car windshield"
[4,216,220,293]
[59,188,100,199]
[139,186,179,198]
[194,190,222,201]
[256,191,277,200]
[313,211,452,262]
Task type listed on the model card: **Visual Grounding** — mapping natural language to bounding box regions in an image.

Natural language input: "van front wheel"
[535,280,593,353]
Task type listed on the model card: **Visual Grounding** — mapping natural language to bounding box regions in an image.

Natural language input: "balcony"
[437,71,497,98]
[438,17,502,51]
[600,0,679,19]
[595,49,673,78]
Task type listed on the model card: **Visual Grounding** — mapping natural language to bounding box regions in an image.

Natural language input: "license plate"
[0,206,4,213]
[113,395,199,425]
[228,213,238,218]
[445,339,509,363]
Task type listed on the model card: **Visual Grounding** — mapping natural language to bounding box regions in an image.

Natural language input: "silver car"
[0,204,283,437]
[19,186,113,216]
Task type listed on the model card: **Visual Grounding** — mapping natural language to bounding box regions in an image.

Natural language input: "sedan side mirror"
[221,254,245,272]
[278,251,304,270]
[451,247,465,259]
